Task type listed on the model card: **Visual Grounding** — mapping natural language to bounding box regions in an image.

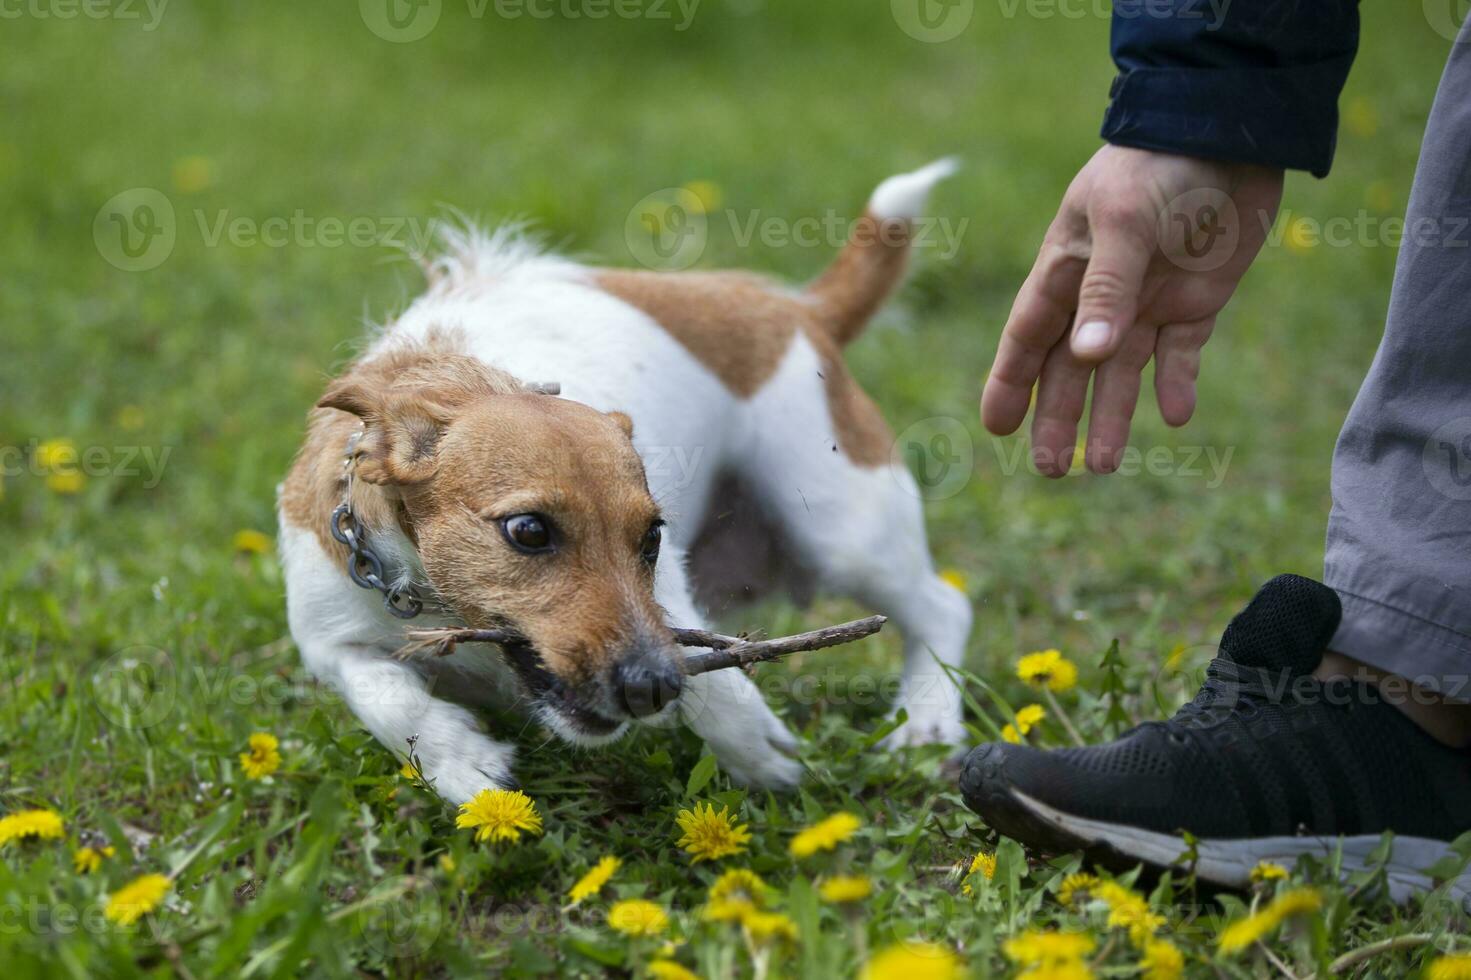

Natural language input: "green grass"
[2,1,1467,976]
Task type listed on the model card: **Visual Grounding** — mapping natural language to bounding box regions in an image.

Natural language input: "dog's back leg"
[740,344,974,747]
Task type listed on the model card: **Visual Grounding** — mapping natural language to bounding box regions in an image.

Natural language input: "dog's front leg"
[681,668,803,790]
[655,551,803,790]
[327,652,517,803]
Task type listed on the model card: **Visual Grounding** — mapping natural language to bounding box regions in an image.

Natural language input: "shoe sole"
[973,779,1471,910]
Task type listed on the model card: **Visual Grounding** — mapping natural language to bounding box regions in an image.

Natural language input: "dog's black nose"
[613,653,683,717]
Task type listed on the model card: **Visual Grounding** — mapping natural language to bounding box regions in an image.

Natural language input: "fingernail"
[1073,320,1111,353]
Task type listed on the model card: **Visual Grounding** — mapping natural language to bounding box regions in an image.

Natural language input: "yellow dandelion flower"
[819,874,873,903]
[789,811,861,858]
[675,802,751,863]
[1344,97,1378,139]
[1250,862,1289,883]
[703,868,767,921]
[1365,180,1396,213]
[939,568,969,592]
[1427,954,1471,980]
[1003,929,1096,966]
[1271,888,1323,918]
[681,179,722,214]
[116,405,146,432]
[0,808,65,846]
[456,788,543,844]
[1004,704,1047,742]
[233,529,273,555]
[73,845,115,874]
[1283,216,1317,254]
[35,438,77,471]
[1216,910,1275,954]
[568,856,621,905]
[961,851,997,895]
[1140,939,1185,980]
[1096,881,1165,946]
[859,942,963,980]
[105,873,171,926]
[1016,650,1078,692]
[647,961,701,980]
[742,910,798,944]
[239,732,282,780]
[607,898,669,936]
[1057,872,1099,905]
[1217,887,1321,954]
[171,155,214,195]
[47,471,86,494]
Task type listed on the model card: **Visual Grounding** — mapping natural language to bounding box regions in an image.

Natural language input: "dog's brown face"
[319,361,683,743]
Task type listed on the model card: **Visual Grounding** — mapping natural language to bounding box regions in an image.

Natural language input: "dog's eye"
[640,521,663,565]
[502,514,553,553]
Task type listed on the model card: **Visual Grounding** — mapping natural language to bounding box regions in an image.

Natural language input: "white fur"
[869,157,960,222]
[279,165,970,802]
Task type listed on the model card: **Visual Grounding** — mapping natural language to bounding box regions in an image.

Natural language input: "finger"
[1029,340,1093,478]
[982,241,1087,435]
[1153,318,1215,427]
[1070,216,1157,363]
[1084,324,1158,473]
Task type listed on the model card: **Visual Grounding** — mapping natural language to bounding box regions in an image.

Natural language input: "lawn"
[2,1,1467,976]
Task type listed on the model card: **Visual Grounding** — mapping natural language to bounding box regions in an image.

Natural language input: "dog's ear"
[606,411,635,441]
[318,379,460,485]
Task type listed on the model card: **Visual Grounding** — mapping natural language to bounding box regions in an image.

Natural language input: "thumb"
[1070,221,1154,362]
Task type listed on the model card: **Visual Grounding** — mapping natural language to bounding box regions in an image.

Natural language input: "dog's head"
[319,354,682,743]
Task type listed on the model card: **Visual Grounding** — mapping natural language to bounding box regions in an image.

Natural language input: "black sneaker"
[960,575,1471,906]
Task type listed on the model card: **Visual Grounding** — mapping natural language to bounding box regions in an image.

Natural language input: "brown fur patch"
[594,268,894,467]
[813,341,893,468]
[595,269,800,398]
[805,213,912,347]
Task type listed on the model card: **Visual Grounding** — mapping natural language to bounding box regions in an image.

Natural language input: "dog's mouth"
[501,642,625,739]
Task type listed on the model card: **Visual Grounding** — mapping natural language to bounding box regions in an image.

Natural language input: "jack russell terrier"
[277,160,972,802]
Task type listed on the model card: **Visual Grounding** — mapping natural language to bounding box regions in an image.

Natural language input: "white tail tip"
[868,156,960,222]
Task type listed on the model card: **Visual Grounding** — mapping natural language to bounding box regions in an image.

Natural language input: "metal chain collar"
[330,432,426,619]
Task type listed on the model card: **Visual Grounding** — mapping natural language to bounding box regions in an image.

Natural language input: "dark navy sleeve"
[1101,0,1360,178]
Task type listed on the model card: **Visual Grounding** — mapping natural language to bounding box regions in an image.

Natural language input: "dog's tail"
[804,157,959,347]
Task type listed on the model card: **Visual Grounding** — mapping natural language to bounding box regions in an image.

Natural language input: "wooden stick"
[678,616,887,674]
[399,615,887,674]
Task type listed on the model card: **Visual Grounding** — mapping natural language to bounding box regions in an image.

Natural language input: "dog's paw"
[716,737,804,792]
[880,709,967,751]
[417,740,518,804]
[681,667,803,790]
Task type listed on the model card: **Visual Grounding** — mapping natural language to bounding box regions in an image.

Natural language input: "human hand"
[981,145,1284,475]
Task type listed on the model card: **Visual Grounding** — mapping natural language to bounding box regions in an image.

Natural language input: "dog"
[277,160,973,802]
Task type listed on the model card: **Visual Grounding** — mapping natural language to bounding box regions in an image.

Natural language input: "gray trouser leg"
[1324,26,1471,701]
